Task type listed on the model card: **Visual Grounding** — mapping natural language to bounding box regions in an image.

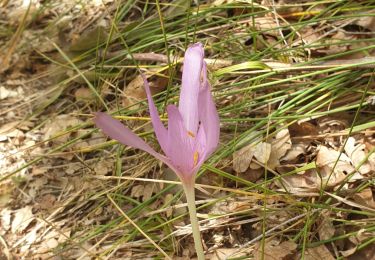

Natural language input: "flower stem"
[183,183,205,260]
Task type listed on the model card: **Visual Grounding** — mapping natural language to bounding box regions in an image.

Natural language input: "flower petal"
[191,124,207,172]
[178,43,204,134]
[166,105,195,179]
[94,112,176,171]
[142,75,169,154]
[198,66,220,157]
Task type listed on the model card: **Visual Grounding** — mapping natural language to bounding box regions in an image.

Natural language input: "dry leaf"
[0,192,12,208]
[233,143,255,173]
[130,185,144,198]
[24,228,38,251]
[11,206,34,234]
[252,17,283,37]
[0,121,22,141]
[209,248,247,260]
[340,246,357,258]
[164,194,174,218]
[45,238,59,249]
[318,117,348,134]
[143,183,155,202]
[1,208,12,231]
[43,114,83,143]
[35,194,56,211]
[301,244,334,260]
[295,28,322,49]
[281,143,306,163]
[69,26,108,52]
[8,0,40,25]
[324,31,352,55]
[348,242,375,259]
[316,146,356,187]
[254,238,297,260]
[276,167,321,193]
[253,142,271,165]
[318,210,335,240]
[349,10,375,32]
[0,86,23,99]
[122,74,168,108]
[344,137,372,175]
[268,129,292,169]
[123,75,145,106]
[289,121,319,137]
[237,168,264,183]
[352,188,375,209]
[277,143,368,192]
[74,87,95,102]
[349,228,374,245]
[94,160,113,175]
[233,132,262,173]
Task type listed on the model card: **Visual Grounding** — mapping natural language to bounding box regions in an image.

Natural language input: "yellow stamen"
[187,131,195,138]
[193,152,199,166]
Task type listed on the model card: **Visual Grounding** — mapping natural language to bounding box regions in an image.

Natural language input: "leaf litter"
[1,0,375,259]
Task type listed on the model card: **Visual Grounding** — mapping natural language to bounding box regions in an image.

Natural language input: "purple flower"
[94,43,220,184]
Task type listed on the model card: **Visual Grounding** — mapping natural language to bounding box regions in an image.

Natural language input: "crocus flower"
[94,43,219,259]
[94,43,220,185]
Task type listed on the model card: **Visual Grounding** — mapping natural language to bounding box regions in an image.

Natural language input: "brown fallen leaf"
[74,87,95,102]
[252,17,285,37]
[11,206,34,234]
[0,86,23,99]
[237,168,264,183]
[289,121,319,137]
[348,242,375,260]
[300,244,334,260]
[351,11,375,32]
[163,193,174,218]
[340,246,357,258]
[254,238,297,260]
[349,228,375,245]
[130,184,144,199]
[318,117,348,135]
[268,128,292,169]
[233,143,256,173]
[281,143,306,163]
[43,114,84,143]
[0,208,12,231]
[316,146,357,188]
[344,137,372,175]
[352,188,375,209]
[253,142,272,165]
[209,247,248,260]
[69,26,108,52]
[122,74,168,108]
[276,168,318,193]
[233,132,262,173]
[0,121,23,141]
[94,159,113,175]
[318,210,335,241]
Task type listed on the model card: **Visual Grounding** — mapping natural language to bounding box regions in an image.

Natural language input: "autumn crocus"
[94,43,219,259]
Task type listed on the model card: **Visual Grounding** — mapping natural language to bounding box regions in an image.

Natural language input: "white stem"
[183,184,205,260]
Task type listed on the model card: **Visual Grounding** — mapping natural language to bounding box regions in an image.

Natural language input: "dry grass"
[0,0,375,259]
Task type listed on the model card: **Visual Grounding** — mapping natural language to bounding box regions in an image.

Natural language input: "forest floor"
[0,0,375,259]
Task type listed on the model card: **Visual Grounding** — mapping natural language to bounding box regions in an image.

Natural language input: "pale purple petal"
[191,125,207,173]
[178,43,204,134]
[198,73,220,157]
[142,75,169,154]
[165,105,195,178]
[94,112,177,172]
